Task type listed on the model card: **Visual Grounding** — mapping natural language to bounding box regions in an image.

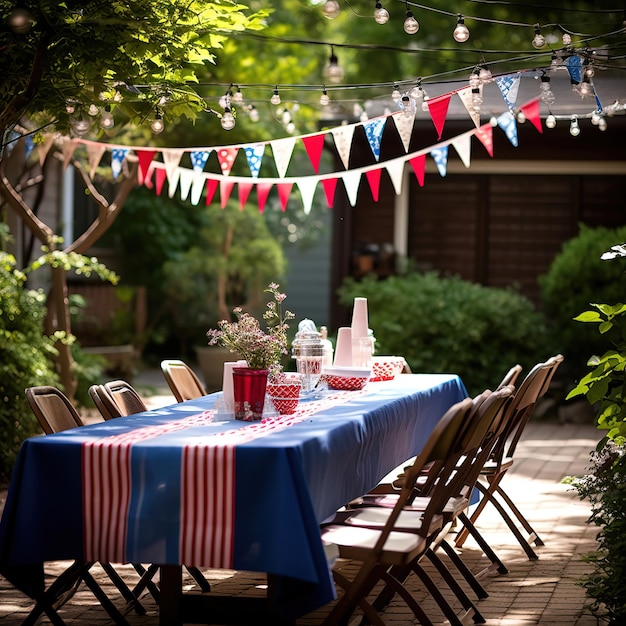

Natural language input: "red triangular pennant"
[220,180,235,208]
[136,149,157,185]
[238,181,254,210]
[216,147,240,176]
[365,169,382,202]
[475,124,494,157]
[256,182,273,213]
[301,133,326,174]
[205,179,219,205]
[155,168,167,196]
[277,182,293,211]
[427,94,451,140]
[519,98,543,134]
[321,178,338,209]
[409,154,426,187]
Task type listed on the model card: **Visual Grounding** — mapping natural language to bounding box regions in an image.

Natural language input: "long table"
[0,374,467,624]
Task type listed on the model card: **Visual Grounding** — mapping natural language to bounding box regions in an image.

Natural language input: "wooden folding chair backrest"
[161,359,206,402]
[496,364,523,390]
[103,380,148,416]
[25,386,84,434]
[88,384,121,420]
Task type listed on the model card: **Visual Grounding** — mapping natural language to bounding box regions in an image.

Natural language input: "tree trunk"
[50,264,76,398]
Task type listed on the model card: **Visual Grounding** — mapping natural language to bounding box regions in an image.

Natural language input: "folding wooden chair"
[161,359,206,402]
[454,354,564,560]
[24,386,143,625]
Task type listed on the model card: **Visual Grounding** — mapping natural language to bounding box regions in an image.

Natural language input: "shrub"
[338,272,549,396]
[539,224,626,382]
[0,251,59,485]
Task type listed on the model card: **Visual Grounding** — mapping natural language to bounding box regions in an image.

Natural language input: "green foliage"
[539,225,626,381]
[0,251,59,484]
[567,303,626,444]
[566,445,626,624]
[338,272,549,396]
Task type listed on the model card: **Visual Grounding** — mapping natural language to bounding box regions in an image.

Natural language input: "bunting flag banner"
[519,98,543,134]
[37,134,55,166]
[365,168,382,202]
[136,149,157,185]
[474,124,494,157]
[593,85,603,112]
[220,179,235,208]
[244,144,265,178]
[296,177,318,214]
[330,125,356,169]
[363,118,386,161]
[430,146,449,177]
[427,94,451,140]
[190,175,205,206]
[495,73,522,110]
[451,133,472,168]
[409,154,426,187]
[238,181,254,210]
[178,168,194,202]
[567,55,582,85]
[216,147,239,176]
[393,111,415,152]
[190,150,211,173]
[24,135,34,160]
[62,139,78,169]
[205,179,219,206]
[341,170,362,206]
[154,168,167,196]
[167,167,181,198]
[143,166,154,190]
[3,131,20,158]
[302,133,326,174]
[86,142,107,179]
[456,86,481,128]
[110,148,129,180]
[256,182,273,213]
[163,149,184,185]
[270,137,296,178]
[321,177,338,209]
[497,111,518,147]
[277,182,293,211]
[384,157,405,195]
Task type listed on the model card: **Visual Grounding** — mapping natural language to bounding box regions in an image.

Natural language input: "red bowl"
[371,357,406,382]
[270,397,300,414]
[324,374,369,391]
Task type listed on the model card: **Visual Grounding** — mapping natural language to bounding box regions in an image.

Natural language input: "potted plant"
[207,283,294,420]
[162,202,286,390]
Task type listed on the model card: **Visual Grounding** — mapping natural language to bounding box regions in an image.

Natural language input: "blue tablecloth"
[0,374,467,618]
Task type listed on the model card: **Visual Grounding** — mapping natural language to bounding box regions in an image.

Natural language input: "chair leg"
[454,476,500,548]
[100,562,147,615]
[81,569,132,626]
[494,485,545,546]
[457,511,509,575]
[410,561,465,626]
[185,566,211,592]
[131,563,161,603]
[431,541,488,600]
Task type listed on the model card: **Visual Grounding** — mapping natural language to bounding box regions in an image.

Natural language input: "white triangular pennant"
[456,86,481,128]
[393,112,415,152]
[190,173,206,205]
[383,158,406,195]
[341,170,362,207]
[86,142,107,179]
[296,177,318,215]
[163,149,185,185]
[330,125,356,169]
[178,168,194,201]
[167,167,181,198]
[451,134,472,168]
[270,137,296,178]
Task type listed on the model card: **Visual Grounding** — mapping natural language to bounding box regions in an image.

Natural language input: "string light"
[532,24,545,49]
[374,1,389,25]
[403,3,419,35]
[401,94,415,116]
[100,105,115,129]
[233,86,244,104]
[479,65,492,83]
[391,84,401,101]
[322,0,340,19]
[270,87,281,105]
[562,31,572,46]
[87,104,99,116]
[220,105,236,130]
[247,104,259,122]
[8,6,33,34]
[471,87,482,113]
[569,115,580,136]
[540,73,555,106]
[453,15,469,43]
[324,47,344,84]
[151,110,164,134]
[320,88,330,105]
[598,117,607,131]
[71,113,91,136]
[545,114,557,129]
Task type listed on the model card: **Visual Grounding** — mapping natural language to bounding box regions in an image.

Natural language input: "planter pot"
[232,367,268,421]
[195,346,242,392]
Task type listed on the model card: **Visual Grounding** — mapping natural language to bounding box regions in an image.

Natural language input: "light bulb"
[591,111,601,126]
[421,94,429,112]
[410,84,423,100]
[585,64,595,78]
[374,2,389,24]
[517,110,526,123]
[479,65,492,83]
[8,7,33,34]
[532,24,545,48]
[598,117,607,131]
[360,110,369,122]
[286,122,296,134]
[220,107,235,130]
[65,101,76,114]
[322,0,340,19]
[550,53,560,71]
[569,116,580,136]
[453,15,469,43]
[270,89,281,105]
[403,11,419,35]
[391,85,401,101]
[233,88,243,104]
[471,87,482,113]
[562,32,572,46]
[545,114,556,129]
[489,116,498,127]
[320,89,330,106]
[324,50,344,84]
[151,114,164,134]
[72,116,91,136]
[401,95,415,116]
[353,103,363,117]
[248,105,259,122]
[579,80,591,97]
[100,107,115,129]
[469,69,481,89]
[88,104,99,116]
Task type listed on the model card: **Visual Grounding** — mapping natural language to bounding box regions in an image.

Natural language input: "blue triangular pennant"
[566,55,582,85]
[363,118,387,161]
[497,111,518,147]
[24,135,34,159]
[190,150,211,173]
[495,73,521,111]
[430,146,448,177]
[111,148,129,179]
[244,144,265,178]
